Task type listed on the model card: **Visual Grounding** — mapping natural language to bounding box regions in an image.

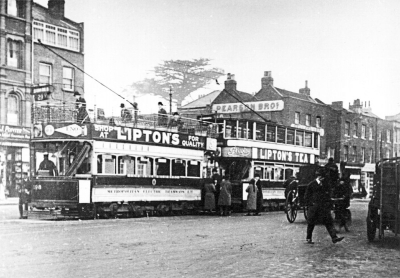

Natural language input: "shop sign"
[0,125,30,140]
[221,147,252,158]
[212,100,284,114]
[256,148,313,164]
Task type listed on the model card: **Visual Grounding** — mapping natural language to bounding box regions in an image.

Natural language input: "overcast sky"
[35,0,400,118]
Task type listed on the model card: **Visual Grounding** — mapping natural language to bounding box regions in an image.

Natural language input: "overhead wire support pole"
[37,39,135,107]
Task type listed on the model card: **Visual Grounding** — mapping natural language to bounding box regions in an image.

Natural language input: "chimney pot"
[261,71,274,88]
[224,73,237,91]
[48,0,65,19]
[299,80,310,96]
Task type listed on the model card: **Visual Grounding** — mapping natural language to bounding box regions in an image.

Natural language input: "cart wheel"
[366,216,376,242]
[303,206,308,221]
[285,190,298,223]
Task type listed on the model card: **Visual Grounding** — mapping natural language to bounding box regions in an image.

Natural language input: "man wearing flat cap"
[158,102,167,126]
[74,91,90,123]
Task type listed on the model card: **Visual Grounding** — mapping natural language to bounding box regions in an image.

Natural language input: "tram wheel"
[285,190,298,223]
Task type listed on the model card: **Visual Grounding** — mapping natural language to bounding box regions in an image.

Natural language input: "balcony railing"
[32,104,218,138]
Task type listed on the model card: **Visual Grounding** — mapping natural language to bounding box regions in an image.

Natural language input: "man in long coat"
[304,169,344,244]
[245,177,258,216]
[218,175,232,216]
[254,174,263,216]
[203,178,216,213]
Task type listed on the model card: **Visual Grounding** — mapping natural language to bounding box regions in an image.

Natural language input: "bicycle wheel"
[285,190,298,223]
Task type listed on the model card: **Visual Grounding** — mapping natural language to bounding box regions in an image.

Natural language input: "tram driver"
[38,153,58,176]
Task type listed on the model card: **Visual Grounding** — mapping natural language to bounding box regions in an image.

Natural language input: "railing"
[32,104,218,138]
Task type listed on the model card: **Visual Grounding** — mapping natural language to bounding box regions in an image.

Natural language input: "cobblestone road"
[0,200,399,278]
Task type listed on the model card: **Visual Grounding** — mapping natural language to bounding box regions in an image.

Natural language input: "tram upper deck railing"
[32,104,219,138]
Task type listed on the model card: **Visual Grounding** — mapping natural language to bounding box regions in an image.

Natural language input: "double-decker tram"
[29,105,218,219]
[199,115,320,211]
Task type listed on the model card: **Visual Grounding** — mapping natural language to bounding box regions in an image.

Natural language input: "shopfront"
[0,124,30,198]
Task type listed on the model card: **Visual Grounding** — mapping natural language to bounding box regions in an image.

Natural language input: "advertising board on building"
[212,100,284,114]
[0,125,30,141]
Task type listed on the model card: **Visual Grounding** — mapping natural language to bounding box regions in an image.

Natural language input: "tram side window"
[255,123,266,141]
[188,161,200,177]
[265,167,274,180]
[172,159,185,176]
[267,126,276,142]
[254,167,264,179]
[284,168,294,179]
[118,156,135,175]
[314,133,319,148]
[277,127,286,144]
[104,155,116,174]
[97,155,103,174]
[275,167,284,181]
[225,120,236,138]
[156,158,170,176]
[248,122,254,140]
[287,129,295,145]
[296,131,304,146]
[137,157,153,176]
[305,132,312,147]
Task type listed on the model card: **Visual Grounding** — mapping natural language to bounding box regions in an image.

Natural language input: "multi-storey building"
[180,72,396,196]
[0,0,84,198]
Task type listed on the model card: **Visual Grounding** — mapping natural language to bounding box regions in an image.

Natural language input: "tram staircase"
[65,144,91,176]
[380,160,400,236]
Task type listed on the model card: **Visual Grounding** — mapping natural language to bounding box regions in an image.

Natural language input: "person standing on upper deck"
[158,102,168,126]
[74,91,90,124]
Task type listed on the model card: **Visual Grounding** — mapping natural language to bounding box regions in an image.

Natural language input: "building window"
[344,145,349,162]
[353,146,357,162]
[7,93,19,125]
[327,147,335,159]
[7,39,23,69]
[369,127,373,140]
[295,112,300,124]
[305,114,311,126]
[369,148,374,163]
[361,125,366,139]
[345,122,350,136]
[39,63,52,84]
[63,67,74,91]
[7,0,24,18]
[387,130,392,143]
[353,123,358,137]
[316,116,321,128]
[33,20,80,52]
[361,147,365,163]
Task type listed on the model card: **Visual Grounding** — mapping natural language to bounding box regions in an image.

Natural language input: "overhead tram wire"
[163,66,272,123]
[37,39,135,107]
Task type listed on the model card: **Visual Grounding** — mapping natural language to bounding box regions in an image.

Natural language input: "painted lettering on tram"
[92,125,205,149]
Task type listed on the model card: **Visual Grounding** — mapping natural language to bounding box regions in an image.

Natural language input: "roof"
[275,87,318,103]
[33,3,82,31]
[181,90,221,109]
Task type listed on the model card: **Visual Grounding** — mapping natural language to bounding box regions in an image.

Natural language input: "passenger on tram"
[168,112,183,129]
[157,102,168,126]
[74,91,90,124]
[120,103,132,122]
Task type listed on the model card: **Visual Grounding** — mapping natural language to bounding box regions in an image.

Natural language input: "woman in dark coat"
[245,177,258,216]
[218,175,232,216]
[204,178,216,213]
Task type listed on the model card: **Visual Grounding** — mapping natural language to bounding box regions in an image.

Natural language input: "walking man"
[304,169,344,244]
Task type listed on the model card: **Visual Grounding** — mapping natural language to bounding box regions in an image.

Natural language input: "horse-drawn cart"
[367,157,400,241]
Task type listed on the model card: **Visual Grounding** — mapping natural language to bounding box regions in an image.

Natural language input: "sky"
[35,0,400,117]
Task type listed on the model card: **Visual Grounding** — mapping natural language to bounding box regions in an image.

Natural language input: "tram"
[198,114,320,211]
[28,104,218,219]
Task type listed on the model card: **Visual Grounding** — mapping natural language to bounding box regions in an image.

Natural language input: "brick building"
[180,71,397,196]
[0,0,84,198]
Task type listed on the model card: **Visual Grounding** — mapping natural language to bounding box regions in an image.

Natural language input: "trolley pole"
[169,86,172,115]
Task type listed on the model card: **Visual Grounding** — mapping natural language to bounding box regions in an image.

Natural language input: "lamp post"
[169,85,172,115]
